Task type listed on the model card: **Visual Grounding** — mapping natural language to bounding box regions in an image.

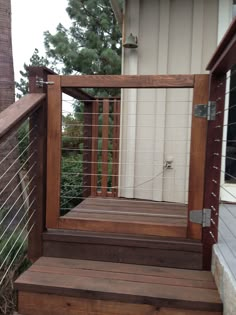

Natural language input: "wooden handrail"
[206,18,236,73]
[0,93,46,140]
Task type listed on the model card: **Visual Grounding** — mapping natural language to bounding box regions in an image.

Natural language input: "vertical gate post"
[188,75,209,240]
[46,75,62,228]
[203,73,226,270]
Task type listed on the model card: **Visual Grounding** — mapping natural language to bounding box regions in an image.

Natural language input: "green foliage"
[0,232,29,272]
[62,107,84,149]
[44,0,122,76]
[60,155,83,213]
[15,0,122,214]
[15,48,49,98]
[0,207,31,276]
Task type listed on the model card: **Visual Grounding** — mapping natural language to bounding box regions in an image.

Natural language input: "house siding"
[120,0,220,203]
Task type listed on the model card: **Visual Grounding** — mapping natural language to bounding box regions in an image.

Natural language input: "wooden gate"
[45,74,210,241]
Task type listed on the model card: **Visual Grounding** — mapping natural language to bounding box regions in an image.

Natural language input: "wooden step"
[15,257,222,315]
[60,198,187,238]
[43,229,203,269]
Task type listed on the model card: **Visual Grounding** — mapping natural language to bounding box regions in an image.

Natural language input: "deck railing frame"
[1,20,235,269]
[0,69,47,262]
[202,18,236,269]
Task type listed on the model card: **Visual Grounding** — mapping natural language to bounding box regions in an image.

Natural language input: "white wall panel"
[120,0,230,203]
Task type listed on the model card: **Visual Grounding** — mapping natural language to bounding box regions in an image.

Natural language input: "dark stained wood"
[58,217,186,238]
[18,292,222,315]
[15,257,222,312]
[29,259,215,289]
[91,100,99,196]
[82,100,93,197]
[60,75,195,88]
[60,197,187,237]
[188,75,209,240]
[112,100,120,197]
[27,66,56,92]
[0,94,45,140]
[101,99,109,196]
[42,229,203,269]
[28,106,45,262]
[35,256,206,281]
[76,197,187,213]
[203,74,226,270]
[43,239,202,269]
[206,18,236,73]
[27,67,52,262]
[42,229,202,252]
[46,75,62,228]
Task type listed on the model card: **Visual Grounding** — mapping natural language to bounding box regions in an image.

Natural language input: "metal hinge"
[36,76,54,88]
[194,101,216,120]
[189,209,211,227]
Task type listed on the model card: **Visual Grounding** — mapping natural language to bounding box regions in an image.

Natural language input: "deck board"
[61,197,187,237]
[15,257,222,313]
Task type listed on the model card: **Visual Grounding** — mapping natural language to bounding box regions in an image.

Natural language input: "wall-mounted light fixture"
[123,33,138,49]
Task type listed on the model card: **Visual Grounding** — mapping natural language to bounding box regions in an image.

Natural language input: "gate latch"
[189,209,211,227]
[194,102,216,121]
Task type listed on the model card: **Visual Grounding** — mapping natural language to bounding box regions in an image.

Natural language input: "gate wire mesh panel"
[209,66,236,281]
[0,116,36,311]
[60,88,193,217]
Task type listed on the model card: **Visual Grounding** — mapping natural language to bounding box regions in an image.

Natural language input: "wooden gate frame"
[45,74,209,242]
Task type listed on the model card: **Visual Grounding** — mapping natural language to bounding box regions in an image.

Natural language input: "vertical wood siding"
[120,0,219,203]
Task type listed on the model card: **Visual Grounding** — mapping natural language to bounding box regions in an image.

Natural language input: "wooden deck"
[60,197,188,238]
[15,257,222,315]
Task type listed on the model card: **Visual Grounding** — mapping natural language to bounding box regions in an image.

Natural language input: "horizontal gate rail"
[60,74,195,88]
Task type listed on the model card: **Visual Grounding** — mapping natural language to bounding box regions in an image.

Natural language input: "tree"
[15,49,49,98]
[44,0,122,76]
[0,2,27,313]
[0,0,14,111]
[0,0,21,210]
[16,1,122,97]
[15,0,122,212]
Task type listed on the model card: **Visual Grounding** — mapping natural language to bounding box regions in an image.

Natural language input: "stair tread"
[15,257,222,312]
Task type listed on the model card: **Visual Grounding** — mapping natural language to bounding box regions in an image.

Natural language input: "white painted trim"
[218,0,233,44]
[119,0,140,198]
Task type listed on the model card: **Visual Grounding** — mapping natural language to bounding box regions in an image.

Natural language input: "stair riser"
[18,292,222,315]
[43,239,202,269]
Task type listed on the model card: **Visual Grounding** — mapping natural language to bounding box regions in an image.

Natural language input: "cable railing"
[0,86,46,313]
[203,18,236,270]
[59,88,193,215]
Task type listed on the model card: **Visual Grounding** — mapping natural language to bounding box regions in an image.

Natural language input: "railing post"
[27,67,55,261]
[46,75,62,228]
[202,73,226,270]
[83,100,93,197]
[91,100,99,196]
[101,99,109,197]
[112,99,120,197]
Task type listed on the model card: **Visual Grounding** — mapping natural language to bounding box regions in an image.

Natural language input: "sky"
[11,0,71,82]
